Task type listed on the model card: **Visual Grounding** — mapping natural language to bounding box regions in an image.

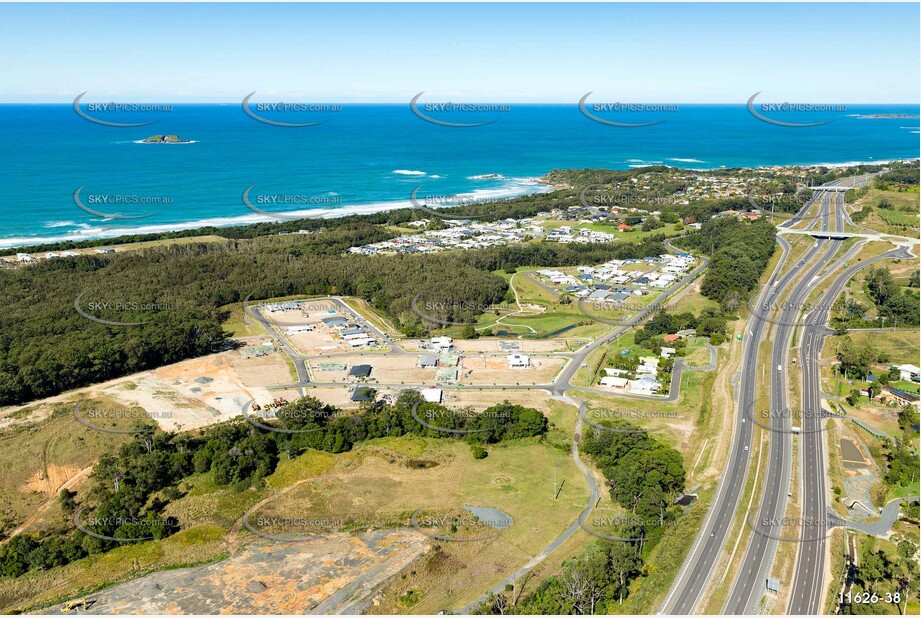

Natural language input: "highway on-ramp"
[787,240,913,614]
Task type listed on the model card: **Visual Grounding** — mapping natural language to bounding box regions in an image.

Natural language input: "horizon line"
[4,100,920,106]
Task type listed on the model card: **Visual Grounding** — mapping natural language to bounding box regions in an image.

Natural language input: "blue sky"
[0,2,918,103]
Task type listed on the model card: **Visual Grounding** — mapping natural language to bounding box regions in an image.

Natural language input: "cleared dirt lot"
[265,303,388,355]
[43,531,429,615]
[56,348,294,433]
[448,338,570,353]
[288,329,345,354]
[458,355,565,385]
[303,386,369,409]
[442,389,553,410]
[308,354,565,387]
[267,307,348,355]
[308,355,438,384]
[305,386,553,413]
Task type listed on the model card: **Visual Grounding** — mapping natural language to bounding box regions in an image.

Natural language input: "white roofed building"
[507,354,530,368]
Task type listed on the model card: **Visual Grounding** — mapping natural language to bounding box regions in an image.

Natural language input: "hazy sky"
[1,2,918,103]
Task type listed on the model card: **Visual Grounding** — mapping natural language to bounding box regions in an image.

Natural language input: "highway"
[724,191,844,614]
[659,190,828,614]
[659,175,899,614]
[723,175,902,613]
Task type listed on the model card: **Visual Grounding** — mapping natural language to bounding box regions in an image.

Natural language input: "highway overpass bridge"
[778,229,862,240]
[778,228,921,244]
[809,186,850,192]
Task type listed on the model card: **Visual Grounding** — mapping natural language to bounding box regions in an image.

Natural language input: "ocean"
[0,103,917,248]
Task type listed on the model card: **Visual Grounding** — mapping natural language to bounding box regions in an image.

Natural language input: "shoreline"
[1,158,916,251]
[0,178,556,250]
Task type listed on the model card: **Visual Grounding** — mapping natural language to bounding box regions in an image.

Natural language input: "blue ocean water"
[0,103,917,248]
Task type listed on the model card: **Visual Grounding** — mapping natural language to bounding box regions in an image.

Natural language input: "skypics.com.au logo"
[73,92,172,127]
[410,92,510,127]
[74,293,175,327]
[410,294,517,327]
[579,92,677,127]
[242,92,341,127]
[73,185,169,219]
[73,400,172,434]
[410,401,512,435]
[747,92,846,127]
[242,185,343,220]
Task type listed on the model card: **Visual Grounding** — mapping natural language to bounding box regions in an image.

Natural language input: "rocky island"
[141,134,192,143]
[852,113,920,119]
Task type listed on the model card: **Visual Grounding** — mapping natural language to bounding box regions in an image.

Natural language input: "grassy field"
[342,297,404,337]
[684,338,713,367]
[776,234,816,280]
[667,284,719,315]
[837,330,919,366]
[368,399,587,614]
[467,268,613,339]
[854,187,921,236]
[826,419,849,517]
[878,208,920,227]
[257,433,588,613]
[0,396,153,538]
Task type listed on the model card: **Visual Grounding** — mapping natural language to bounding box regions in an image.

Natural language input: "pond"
[840,439,866,470]
[463,505,513,529]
